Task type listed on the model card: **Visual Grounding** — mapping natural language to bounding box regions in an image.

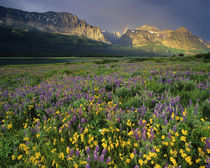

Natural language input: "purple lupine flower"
[70,149,74,156]
[150,128,154,141]
[76,150,80,156]
[141,127,146,141]
[164,163,169,168]
[194,104,199,115]
[172,125,176,132]
[205,138,210,152]
[81,118,86,123]
[93,150,97,155]
[96,145,100,152]
[106,156,111,164]
[87,155,91,162]
[86,147,91,154]
[94,154,98,161]
[100,154,104,163]
[134,166,139,168]
[85,164,90,168]
[102,148,107,155]
[72,115,77,122]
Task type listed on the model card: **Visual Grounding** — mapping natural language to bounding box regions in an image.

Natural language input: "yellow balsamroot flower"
[7,124,12,129]
[162,142,169,146]
[130,153,134,160]
[36,134,40,138]
[66,146,70,154]
[170,157,177,166]
[154,164,161,168]
[60,137,65,143]
[23,123,28,128]
[11,155,15,160]
[17,155,23,160]
[74,163,78,168]
[52,159,55,166]
[23,137,29,142]
[146,156,151,161]
[53,139,56,145]
[126,158,130,163]
[138,159,143,165]
[180,136,186,142]
[196,158,201,163]
[176,116,180,121]
[185,156,193,165]
[128,131,133,136]
[58,152,65,160]
[201,137,206,143]
[186,147,191,152]
[175,132,179,136]
[127,120,131,127]
[51,148,57,153]
[181,129,188,135]
[171,113,175,119]
[162,135,165,140]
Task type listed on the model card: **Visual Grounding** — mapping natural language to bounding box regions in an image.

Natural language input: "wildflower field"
[0,57,209,168]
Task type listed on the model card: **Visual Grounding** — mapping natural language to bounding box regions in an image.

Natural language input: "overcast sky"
[0,0,209,41]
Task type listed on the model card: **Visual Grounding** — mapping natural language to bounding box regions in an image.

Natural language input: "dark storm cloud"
[0,0,209,41]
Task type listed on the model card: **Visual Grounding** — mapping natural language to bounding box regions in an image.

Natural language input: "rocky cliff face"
[117,25,208,52]
[0,6,107,42]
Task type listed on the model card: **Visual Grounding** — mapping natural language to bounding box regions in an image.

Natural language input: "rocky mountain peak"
[117,24,208,53]
[0,5,107,42]
[136,25,160,32]
[176,27,189,33]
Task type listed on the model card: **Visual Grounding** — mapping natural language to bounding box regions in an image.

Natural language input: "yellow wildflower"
[127,120,131,127]
[154,164,161,168]
[23,137,29,142]
[138,159,143,165]
[181,129,188,135]
[58,152,64,160]
[51,148,57,153]
[74,163,78,168]
[11,155,15,160]
[180,136,186,142]
[52,159,55,166]
[17,155,23,160]
[185,156,193,165]
[196,158,201,163]
[130,153,134,159]
[7,124,12,129]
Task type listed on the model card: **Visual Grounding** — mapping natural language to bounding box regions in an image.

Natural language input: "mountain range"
[0,5,209,56]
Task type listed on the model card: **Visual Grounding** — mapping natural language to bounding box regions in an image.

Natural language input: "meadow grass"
[0,56,209,168]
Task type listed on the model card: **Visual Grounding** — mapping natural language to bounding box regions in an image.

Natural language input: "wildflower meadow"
[0,58,209,168]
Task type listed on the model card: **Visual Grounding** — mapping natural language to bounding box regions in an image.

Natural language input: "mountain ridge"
[0,6,209,55]
[117,25,208,54]
[0,5,107,42]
